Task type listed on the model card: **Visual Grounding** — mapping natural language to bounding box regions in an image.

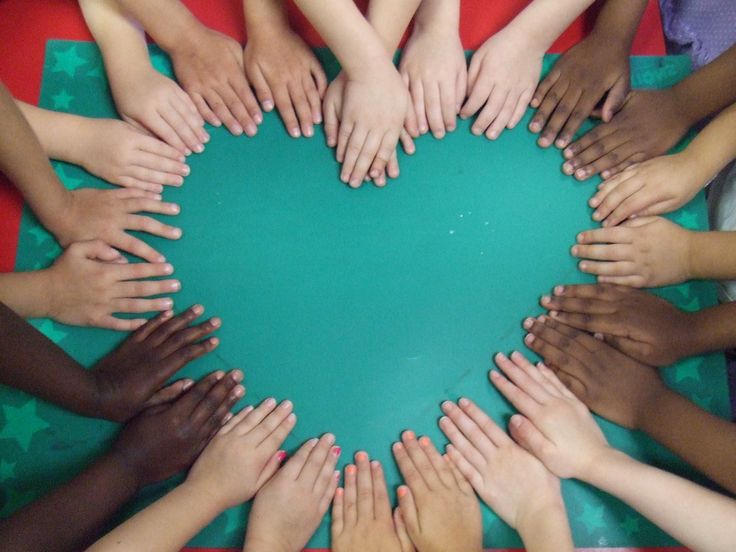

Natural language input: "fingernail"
[171,281,181,291]
[541,295,551,304]
[571,245,579,255]
[554,285,564,295]
[182,165,191,176]
[355,451,368,462]
[346,464,356,475]
[254,113,263,124]
[163,263,173,274]
[523,317,533,329]
[418,435,430,446]
[562,162,573,175]
[182,379,194,390]
[325,433,336,445]
[489,130,499,140]
[510,415,523,428]
[371,459,380,468]
[194,144,204,153]
[290,127,300,138]
[230,370,243,382]
[332,446,342,457]
[439,415,449,426]
[162,298,173,308]
[441,400,453,411]
[262,100,274,111]
[403,430,416,441]
[525,334,535,344]
[458,397,469,407]
[305,127,314,138]
[277,450,287,462]
[245,125,257,136]
[397,486,408,498]
[223,412,233,423]
[280,400,292,409]
[264,397,276,407]
[538,137,550,147]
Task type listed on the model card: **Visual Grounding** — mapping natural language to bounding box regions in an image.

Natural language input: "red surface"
[0,2,672,551]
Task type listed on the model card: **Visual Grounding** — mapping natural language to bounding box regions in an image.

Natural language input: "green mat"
[0,40,729,549]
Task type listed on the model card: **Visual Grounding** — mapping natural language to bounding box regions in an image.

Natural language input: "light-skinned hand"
[461,28,542,140]
[332,451,413,552]
[243,434,341,552]
[186,397,296,511]
[540,283,693,366]
[589,153,704,227]
[44,240,179,330]
[392,432,482,552]
[244,26,327,139]
[490,352,611,480]
[439,396,565,531]
[572,216,693,287]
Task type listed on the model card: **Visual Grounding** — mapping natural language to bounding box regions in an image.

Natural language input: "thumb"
[143,378,194,409]
[255,449,288,490]
[600,74,630,122]
[508,414,553,466]
[75,239,124,263]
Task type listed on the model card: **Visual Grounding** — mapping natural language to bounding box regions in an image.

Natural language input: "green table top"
[0,41,728,549]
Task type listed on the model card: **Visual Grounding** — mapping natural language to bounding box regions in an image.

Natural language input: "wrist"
[579,446,629,486]
[43,189,75,246]
[244,0,290,38]
[413,0,460,37]
[670,82,706,128]
[638,387,682,437]
[158,15,208,55]
[515,489,566,535]
[177,479,229,519]
[103,448,145,492]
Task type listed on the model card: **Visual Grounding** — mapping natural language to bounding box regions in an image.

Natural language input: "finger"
[249,399,295,445]
[456,396,512,446]
[508,414,552,464]
[392,439,427,494]
[335,119,353,163]
[280,435,319,480]
[172,93,208,147]
[157,319,221,364]
[110,297,175,314]
[220,404,253,435]
[401,430,440,489]
[556,94,599,148]
[126,164,185,188]
[202,88,245,136]
[472,87,508,137]
[529,76,566,133]
[126,214,182,241]
[343,463,358,526]
[231,74,263,126]
[438,414,488,474]
[600,75,629,122]
[576,226,633,245]
[96,315,147,331]
[508,88,532,130]
[115,279,181,300]
[311,61,328,98]
[159,103,203,154]
[304,74,323,125]
[115,233,166,263]
[417,435,455,488]
[445,443,484,493]
[409,78,428,134]
[142,378,194,408]
[572,243,631,262]
[576,143,640,182]
[486,92,517,139]
[493,352,550,404]
[130,308,174,342]
[300,433,336,483]
[530,67,560,110]
[114,261,174,283]
[233,397,280,436]
[537,85,579,147]
[371,459,392,520]
[288,80,315,138]
[340,127,369,187]
[425,81,445,138]
[444,452,474,494]
[332,487,345,536]
[562,124,619,174]
[355,451,374,518]
[132,148,189,176]
[488,369,541,419]
[324,95,340,148]
[352,131,382,185]
[273,85,301,138]
[540,292,616,316]
[368,133,397,184]
[145,114,190,155]
[173,370,224,415]
[248,66,275,112]
[440,80,457,132]
[191,92,221,128]
[538,362,581,400]
[144,303,204,346]
[396,486,420,537]
[460,65,491,118]
[255,448,290,490]
[190,370,243,430]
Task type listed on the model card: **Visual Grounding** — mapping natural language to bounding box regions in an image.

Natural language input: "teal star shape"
[674,209,700,230]
[223,505,243,534]
[51,89,74,110]
[577,502,606,534]
[692,393,713,410]
[44,242,63,262]
[53,164,83,190]
[31,319,68,344]
[620,514,641,536]
[0,488,37,517]
[87,66,103,78]
[52,45,86,78]
[0,460,16,482]
[674,362,701,383]
[680,294,701,312]
[28,225,52,246]
[0,400,50,452]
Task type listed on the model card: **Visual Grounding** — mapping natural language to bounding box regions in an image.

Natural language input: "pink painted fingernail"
[277,450,287,462]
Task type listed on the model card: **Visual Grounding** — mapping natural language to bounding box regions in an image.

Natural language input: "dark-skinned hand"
[92,304,221,422]
[111,368,244,487]
[529,32,630,150]
[561,89,692,181]
[538,283,692,366]
[522,315,667,430]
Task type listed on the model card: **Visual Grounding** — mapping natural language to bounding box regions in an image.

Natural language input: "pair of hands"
[332,437,481,552]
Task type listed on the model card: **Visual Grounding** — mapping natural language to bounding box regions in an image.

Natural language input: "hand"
[399,22,467,139]
[332,452,412,552]
[573,216,693,287]
[323,63,409,188]
[111,369,244,487]
[392,432,482,552]
[45,240,179,330]
[521,317,668,430]
[186,397,296,510]
[529,32,630,149]
[244,25,327,138]
[108,63,207,155]
[75,118,190,193]
[438,397,564,531]
[91,305,220,421]
[588,153,704,227]
[170,27,262,136]
[243,434,341,552]
[540,283,693,366]
[460,27,542,140]
[490,352,611,480]
[562,89,692,180]
[51,187,182,263]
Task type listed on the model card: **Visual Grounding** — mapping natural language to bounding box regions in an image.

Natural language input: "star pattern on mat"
[51,89,74,110]
[0,459,16,482]
[674,361,702,383]
[86,66,103,78]
[0,400,50,452]
[28,225,52,247]
[31,319,68,344]
[44,242,63,262]
[577,502,606,534]
[692,393,713,411]
[52,45,87,78]
[0,488,38,517]
[674,209,700,230]
[53,164,83,190]
[680,294,701,312]
[620,514,641,536]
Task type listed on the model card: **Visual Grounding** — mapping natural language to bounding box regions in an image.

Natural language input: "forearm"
[638,387,736,493]
[687,231,736,280]
[679,102,736,184]
[502,0,595,52]
[583,449,736,551]
[0,82,71,235]
[243,0,290,37]
[672,44,736,126]
[114,0,204,54]
[413,0,460,35]
[292,0,390,75]
[0,271,55,319]
[516,501,573,552]
[588,0,647,48]
[366,0,423,55]
[0,302,101,417]
[0,452,140,552]
[685,302,736,355]
[87,481,222,552]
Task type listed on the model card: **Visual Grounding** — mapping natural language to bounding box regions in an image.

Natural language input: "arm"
[366,0,422,55]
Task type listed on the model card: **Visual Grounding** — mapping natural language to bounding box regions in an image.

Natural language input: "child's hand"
[332,452,413,552]
[540,284,693,366]
[112,369,244,487]
[45,240,179,330]
[573,217,693,287]
[323,64,409,188]
[438,397,564,531]
[77,119,190,193]
[399,22,467,139]
[109,64,207,155]
[243,434,341,552]
[460,28,542,140]
[244,26,327,139]
[562,89,692,180]
[392,432,482,552]
[490,352,610,480]
[186,398,296,511]
[52,187,182,263]
[522,318,668,429]
[529,33,630,149]
[589,153,704,227]
[92,305,220,421]
[169,27,262,137]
